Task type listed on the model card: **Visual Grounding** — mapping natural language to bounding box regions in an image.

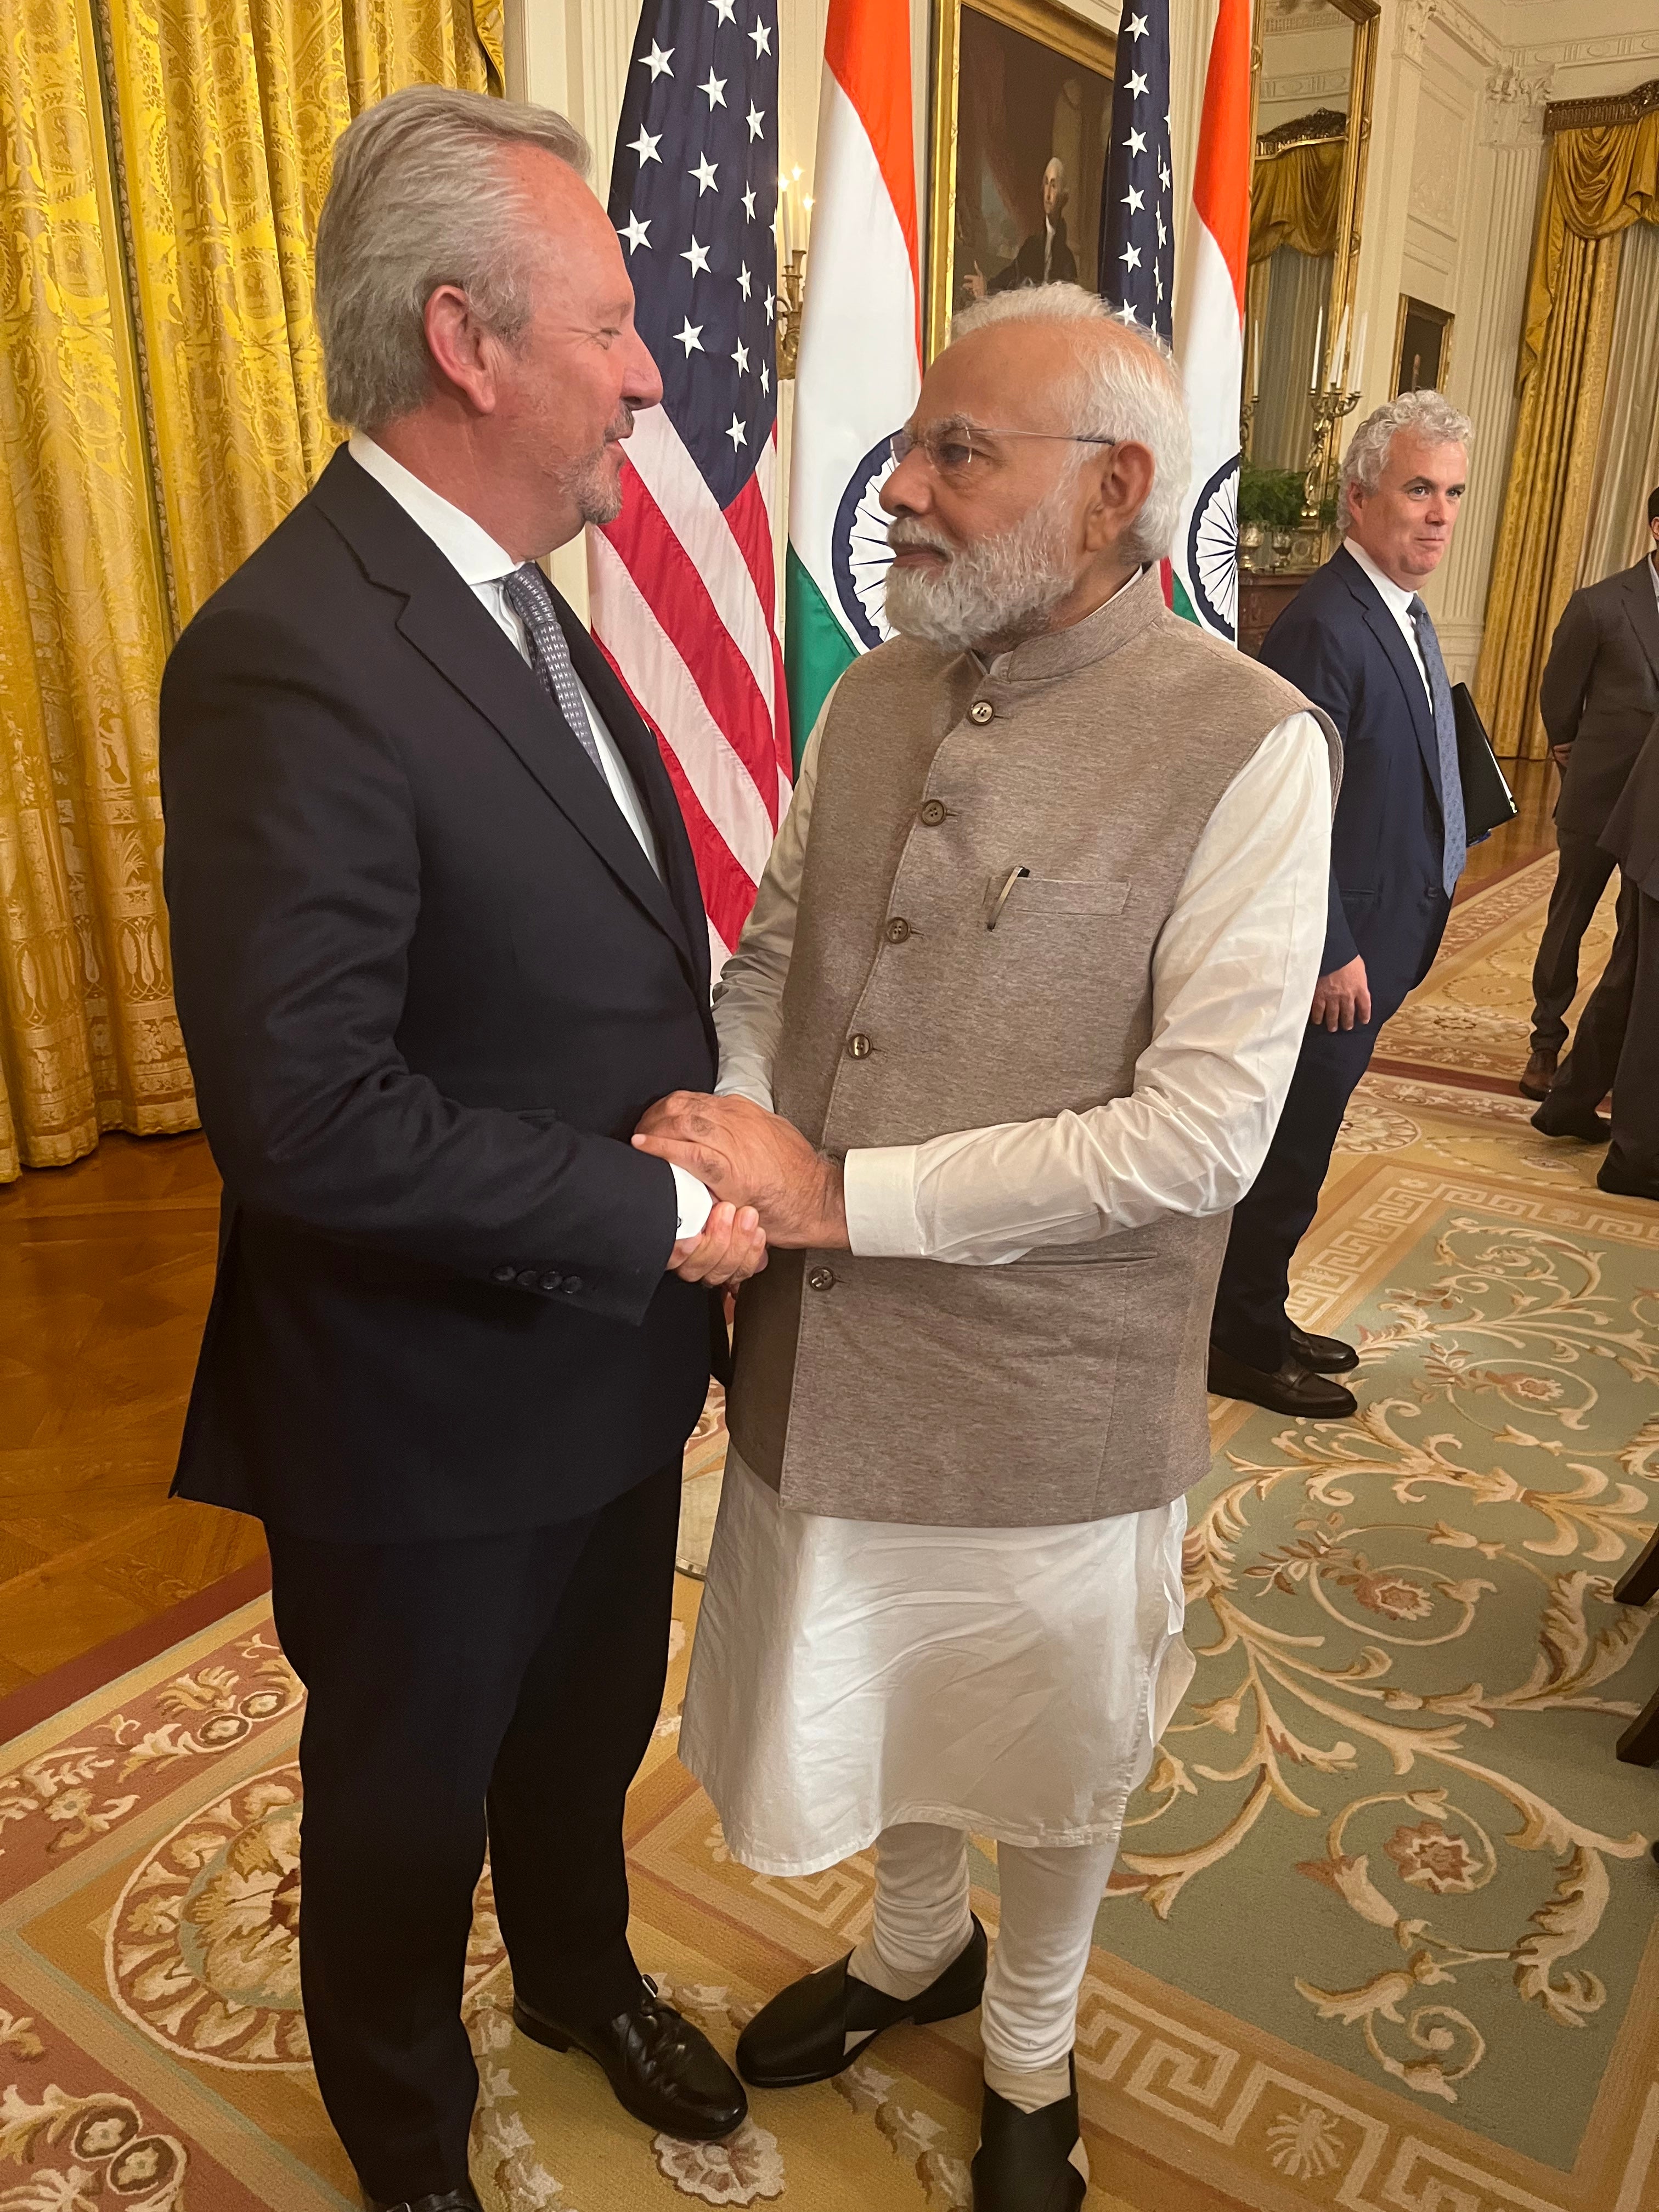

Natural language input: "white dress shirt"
[1344,534,1432,702]
[348,432,713,1240]
[678,688,1333,1871]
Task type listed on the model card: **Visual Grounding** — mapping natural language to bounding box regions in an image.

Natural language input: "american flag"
[588,0,792,961]
[1096,1,1174,342]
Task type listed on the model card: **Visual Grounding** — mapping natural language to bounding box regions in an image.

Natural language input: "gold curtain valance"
[1517,109,1659,388]
[1249,138,1343,266]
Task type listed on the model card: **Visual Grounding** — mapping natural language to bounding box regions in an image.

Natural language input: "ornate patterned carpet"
[3,886,1657,2212]
[1372,853,1621,1094]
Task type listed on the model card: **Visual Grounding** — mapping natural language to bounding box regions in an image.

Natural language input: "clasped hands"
[639,1092,849,1286]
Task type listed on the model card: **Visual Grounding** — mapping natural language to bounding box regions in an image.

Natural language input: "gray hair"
[949,283,1192,564]
[315,86,591,433]
[1338,388,1473,529]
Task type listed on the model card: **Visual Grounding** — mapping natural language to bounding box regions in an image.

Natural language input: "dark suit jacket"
[160,447,720,1542]
[1601,710,1659,901]
[1541,556,1659,837]
[989,217,1077,291]
[1260,545,1450,1009]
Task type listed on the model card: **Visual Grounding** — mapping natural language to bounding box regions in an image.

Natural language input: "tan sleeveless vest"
[728,565,1335,1526]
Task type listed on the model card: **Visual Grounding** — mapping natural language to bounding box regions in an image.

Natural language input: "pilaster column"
[1431,61,1552,665]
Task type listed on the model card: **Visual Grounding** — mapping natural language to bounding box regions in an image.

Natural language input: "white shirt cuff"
[842,1146,924,1257]
[670,1164,715,1241]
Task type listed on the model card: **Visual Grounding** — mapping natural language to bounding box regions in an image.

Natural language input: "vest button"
[918,799,947,826]
[884,917,911,944]
[807,1266,837,1293]
[968,699,994,725]
[492,1264,517,1284]
[847,1032,873,1058]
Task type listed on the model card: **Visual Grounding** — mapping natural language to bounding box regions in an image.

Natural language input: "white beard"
[883,476,1081,654]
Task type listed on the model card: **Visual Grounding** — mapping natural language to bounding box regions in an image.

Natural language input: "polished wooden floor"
[0,1131,262,1696]
[0,753,1559,1695]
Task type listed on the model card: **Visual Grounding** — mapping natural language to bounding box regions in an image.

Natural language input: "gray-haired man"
[1209,390,1474,1419]
[634,288,1336,2209]
[160,89,755,2211]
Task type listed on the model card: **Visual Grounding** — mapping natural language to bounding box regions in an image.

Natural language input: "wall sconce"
[777,249,806,380]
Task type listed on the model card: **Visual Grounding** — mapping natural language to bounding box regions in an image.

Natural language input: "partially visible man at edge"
[633,286,1338,2211]
[1207,390,1474,1419]
[1521,484,1659,1108]
[159,88,757,2212]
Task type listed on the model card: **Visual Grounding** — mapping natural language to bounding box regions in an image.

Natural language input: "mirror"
[1243,0,1378,538]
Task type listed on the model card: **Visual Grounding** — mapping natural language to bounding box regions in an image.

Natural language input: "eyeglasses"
[889,425,1119,488]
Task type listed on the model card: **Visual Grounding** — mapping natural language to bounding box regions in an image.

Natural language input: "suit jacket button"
[807,1266,837,1292]
[563,1276,584,1294]
[919,799,948,826]
[515,1268,540,1290]
[968,699,994,725]
[847,1032,873,1058]
[884,917,912,943]
[539,1271,564,1292]
[492,1265,517,1284]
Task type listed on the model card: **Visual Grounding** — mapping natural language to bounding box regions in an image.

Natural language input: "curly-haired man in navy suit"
[1209,389,1474,1418]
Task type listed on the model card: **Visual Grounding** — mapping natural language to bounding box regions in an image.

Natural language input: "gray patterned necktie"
[1409,595,1466,898]
[501,562,607,783]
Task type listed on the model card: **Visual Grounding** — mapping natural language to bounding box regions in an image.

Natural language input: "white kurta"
[680,673,1333,1876]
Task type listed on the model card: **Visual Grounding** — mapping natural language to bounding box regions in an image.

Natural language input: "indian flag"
[1170,0,1249,644]
[784,0,921,759]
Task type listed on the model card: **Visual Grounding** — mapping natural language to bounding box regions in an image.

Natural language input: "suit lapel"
[557,601,716,1020]
[1621,558,1659,687]
[311,450,698,977]
[1336,548,1444,816]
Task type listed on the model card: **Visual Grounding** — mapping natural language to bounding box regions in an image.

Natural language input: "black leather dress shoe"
[1519,1047,1557,1102]
[1531,1097,1611,1142]
[971,2060,1088,2211]
[1207,1344,1357,1419]
[1598,1158,1659,1201]
[367,2190,483,2212]
[1289,1323,1359,1374]
[736,1917,987,2089]
[514,1979,747,2141]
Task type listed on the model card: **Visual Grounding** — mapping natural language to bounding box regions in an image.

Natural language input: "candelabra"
[1302,386,1359,527]
[776,249,806,380]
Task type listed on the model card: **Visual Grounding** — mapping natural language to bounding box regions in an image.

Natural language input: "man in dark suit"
[1209,390,1474,1417]
[1530,712,1659,1197]
[964,159,1079,298]
[160,88,757,2212]
[1521,487,1659,1100]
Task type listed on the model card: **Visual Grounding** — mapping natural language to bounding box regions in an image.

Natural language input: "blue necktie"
[1409,595,1466,898]
[502,562,608,783]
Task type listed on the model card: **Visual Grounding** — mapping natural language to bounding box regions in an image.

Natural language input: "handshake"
[634,1092,850,1288]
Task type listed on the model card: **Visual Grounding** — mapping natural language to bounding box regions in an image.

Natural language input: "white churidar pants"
[848,1820,1116,2094]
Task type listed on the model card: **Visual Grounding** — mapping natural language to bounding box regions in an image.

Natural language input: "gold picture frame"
[1391,294,1455,396]
[926,0,1117,362]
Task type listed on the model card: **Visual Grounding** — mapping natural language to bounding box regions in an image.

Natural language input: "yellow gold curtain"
[1475,107,1659,759]
[98,0,502,628]
[0,0,193,1179]
[1249,138,1343,264]
[1,0,501,1180]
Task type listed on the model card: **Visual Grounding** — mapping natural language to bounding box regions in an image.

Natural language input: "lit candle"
[780,173,793,257]
[1352,311,1369,391]
[1331,305,1350,390]
[1310,303,1325,394]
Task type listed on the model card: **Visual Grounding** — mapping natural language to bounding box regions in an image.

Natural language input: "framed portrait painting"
[1391,295,1454,397]
[928,0,1118,359]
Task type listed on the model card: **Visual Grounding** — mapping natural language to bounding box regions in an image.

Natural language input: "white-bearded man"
[635,287,1338,2211]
